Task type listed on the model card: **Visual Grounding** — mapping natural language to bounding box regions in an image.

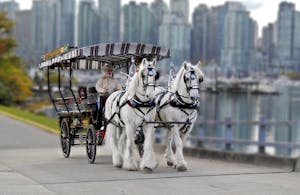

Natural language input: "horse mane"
[170,64,185,93]
[127,62,144,97]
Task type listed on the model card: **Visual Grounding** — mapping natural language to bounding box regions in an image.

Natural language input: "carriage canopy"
[39,42,170,70]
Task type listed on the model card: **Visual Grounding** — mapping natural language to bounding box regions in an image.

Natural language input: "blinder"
[142,66,156,88]
[184,70,201,91]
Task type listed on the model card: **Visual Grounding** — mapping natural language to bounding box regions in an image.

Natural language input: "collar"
[128,95,155,108]
[169,91,200,109]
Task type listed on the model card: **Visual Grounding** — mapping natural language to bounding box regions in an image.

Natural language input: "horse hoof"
[114,164,122,169]
[143,167,153,173]
[177,165,187,172]
[167,161,174,167]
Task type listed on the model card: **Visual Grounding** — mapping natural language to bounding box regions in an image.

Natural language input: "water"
[195,86,300,157]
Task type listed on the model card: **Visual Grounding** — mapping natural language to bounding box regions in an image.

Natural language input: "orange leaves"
[0,12,32,104]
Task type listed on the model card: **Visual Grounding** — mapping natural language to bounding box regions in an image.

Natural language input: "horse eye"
[199,78,203,82]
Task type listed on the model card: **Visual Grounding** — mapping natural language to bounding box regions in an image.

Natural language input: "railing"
[155,117,300,155]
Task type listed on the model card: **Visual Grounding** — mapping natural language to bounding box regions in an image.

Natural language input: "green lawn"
[0,105,59,134]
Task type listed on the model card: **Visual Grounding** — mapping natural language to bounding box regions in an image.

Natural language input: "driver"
[95,64,122,97]
[95,64,122,144]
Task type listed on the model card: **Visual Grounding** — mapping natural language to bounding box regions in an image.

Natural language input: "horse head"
[128,58,157,100]
[173,61,204,101]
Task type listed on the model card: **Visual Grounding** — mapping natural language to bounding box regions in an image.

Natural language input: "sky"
[13,0,300,34]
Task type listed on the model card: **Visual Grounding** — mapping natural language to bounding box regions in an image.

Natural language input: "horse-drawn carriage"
[39,42,204,172]
[39,42,170,164]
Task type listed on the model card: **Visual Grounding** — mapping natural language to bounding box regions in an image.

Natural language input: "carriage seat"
[55,97,82,114]
[78,86,97,105]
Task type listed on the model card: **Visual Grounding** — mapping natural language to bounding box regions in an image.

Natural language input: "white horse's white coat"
[105,58,158,171]
[156,61,204,171]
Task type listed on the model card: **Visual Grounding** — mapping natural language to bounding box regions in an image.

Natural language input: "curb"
[0,111,59,135]
[154,144,298,171]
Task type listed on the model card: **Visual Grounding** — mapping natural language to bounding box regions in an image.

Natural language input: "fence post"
[225,117,232,151]
[197,123,205,148]
[258,116,267,154]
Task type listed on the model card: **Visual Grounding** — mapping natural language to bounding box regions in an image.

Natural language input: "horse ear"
[197,61,202,68]
[153,58,157,66]
[141,58,147,66]
[183,61,188,70]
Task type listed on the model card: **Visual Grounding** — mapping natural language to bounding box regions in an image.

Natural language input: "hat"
[103,64,113,71]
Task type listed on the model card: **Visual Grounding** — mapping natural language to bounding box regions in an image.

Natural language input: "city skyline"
[2,0,300,73]
[11,0,300,34]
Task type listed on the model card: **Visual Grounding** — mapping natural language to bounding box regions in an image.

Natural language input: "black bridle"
[141,66,156,90]
[181,69,203,101]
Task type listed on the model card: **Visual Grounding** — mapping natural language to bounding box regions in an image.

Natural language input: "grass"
[0,105,59,134]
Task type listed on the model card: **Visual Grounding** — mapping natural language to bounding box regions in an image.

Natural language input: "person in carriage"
[94,64,122,140]
[95,63,122,104]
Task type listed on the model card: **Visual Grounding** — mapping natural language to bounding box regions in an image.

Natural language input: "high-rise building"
[60,0,75,46]
[123,1,140,42]
[0,0,19,37]
[294,11,300,72]
[159,13,191,68]
[293,11,300,64]
[77,0,97,46]
[0,0,19,19]
[139,3,155,44]
[170,0,189,23]
[203,2,246,65]
[31,0,59,54]
[150,0,168,25]
[262,23,275,66]
[277,2,295,64]
[150,0,168,44]
[275,1,300,71]
[220,10,255,74]
[15,10,32,63]
[98,0,120,43]
[122,2,155,43]
[191,4,210,64]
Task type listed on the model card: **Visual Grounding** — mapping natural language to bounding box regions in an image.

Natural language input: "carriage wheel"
[60,118,71,158]
[86,125,97,164]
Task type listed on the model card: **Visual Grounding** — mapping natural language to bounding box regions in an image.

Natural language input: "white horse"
[105,58,158,172]
[156,61,204,171]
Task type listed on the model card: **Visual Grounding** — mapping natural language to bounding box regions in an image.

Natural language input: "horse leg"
[123,124,138,171]
[107,123,123,168]
[117,127,126,156]
[173,127,188,171]
[140,124,158,172]
[165,128,175,167]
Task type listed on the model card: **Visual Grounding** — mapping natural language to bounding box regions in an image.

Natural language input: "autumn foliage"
[0,11,32,105]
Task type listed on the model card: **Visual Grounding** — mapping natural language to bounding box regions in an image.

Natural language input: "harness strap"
[179,118,190,134]
[129,95,156,122]
[106,91,127,127]
[156,91,169,122]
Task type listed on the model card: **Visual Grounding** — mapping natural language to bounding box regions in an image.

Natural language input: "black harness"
[156,91,200,134]
[106,66,157,127]
[105,91,127,127]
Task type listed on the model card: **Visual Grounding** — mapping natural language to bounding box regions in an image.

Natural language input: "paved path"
[0,114,299,195]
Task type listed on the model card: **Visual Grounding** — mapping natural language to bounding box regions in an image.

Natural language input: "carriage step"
[73,135,87,139]
[71,143,87,146]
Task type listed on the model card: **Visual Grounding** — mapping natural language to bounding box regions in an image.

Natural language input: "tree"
[0,11,32,105]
